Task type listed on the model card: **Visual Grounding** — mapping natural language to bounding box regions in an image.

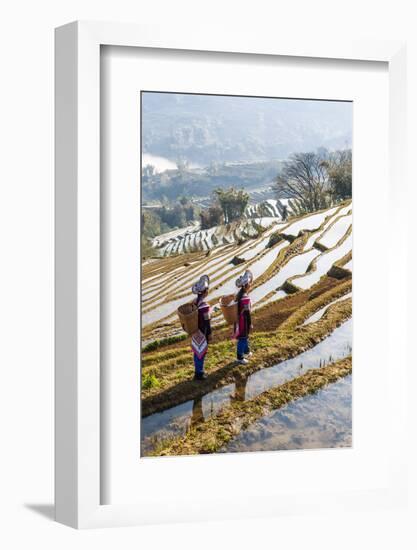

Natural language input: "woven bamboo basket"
[219,294,238,325]
[177,303,199,336]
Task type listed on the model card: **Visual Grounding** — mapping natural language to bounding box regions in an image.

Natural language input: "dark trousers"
[237,337,250,360]
[193,353,205,375]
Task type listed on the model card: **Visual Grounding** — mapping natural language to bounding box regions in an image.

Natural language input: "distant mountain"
[142,92,352,166]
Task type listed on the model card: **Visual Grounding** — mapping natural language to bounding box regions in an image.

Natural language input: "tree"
[324,149,352,201]
[141,234,155,259]
[177,196,199,221]
[141,209,163,238]
[160,204,187,228]
[274,152,332,214]
[213,187,249,223]
[200,204,223,229]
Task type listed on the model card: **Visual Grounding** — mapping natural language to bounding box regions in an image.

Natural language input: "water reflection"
[190,397,204,427]
[231,374,248,403]
[245,319,352,400]
[141,320,352,456]
[223,375,352,453]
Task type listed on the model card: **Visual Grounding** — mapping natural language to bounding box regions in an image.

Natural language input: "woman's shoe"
[244,351,253,358]
[237,358,249,365]
[194,372,208,381]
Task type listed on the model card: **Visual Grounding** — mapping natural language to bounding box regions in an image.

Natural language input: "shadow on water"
[141,319,352,456]
[142,358,238,417]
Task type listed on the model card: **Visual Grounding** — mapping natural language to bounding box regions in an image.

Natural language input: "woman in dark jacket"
[234,270,254,364]
[191,275,212,380]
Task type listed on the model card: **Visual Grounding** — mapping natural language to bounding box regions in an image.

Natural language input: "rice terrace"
[140,92,352,457]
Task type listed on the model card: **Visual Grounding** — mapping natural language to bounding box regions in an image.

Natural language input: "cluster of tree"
[323,149,352,202]
[200,204,223,229]
[142,209,170,239]
[274,149,352,214]
[141,234,155,258]
[200,187,250,228]
[151,199,198,229]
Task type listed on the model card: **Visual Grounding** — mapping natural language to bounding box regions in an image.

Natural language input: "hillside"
[144,200,351,330]
[141,200,352,456]
[151,199,291,256]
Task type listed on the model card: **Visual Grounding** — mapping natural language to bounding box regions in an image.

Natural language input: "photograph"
[140,91,352,457]
[0,0,411,541]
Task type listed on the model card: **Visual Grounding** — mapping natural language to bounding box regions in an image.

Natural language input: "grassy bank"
[152,356,352,456]
[141,295,351,416]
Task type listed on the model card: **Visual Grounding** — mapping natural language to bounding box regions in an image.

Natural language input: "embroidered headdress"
[192,274,210,295]
[235,269,253,288]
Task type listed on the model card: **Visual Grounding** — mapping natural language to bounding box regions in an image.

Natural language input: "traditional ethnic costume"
[190,275,212,378]
[234,270,253,361]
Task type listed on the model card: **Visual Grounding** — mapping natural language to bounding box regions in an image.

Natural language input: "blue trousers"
[237,337,250,360]
[193,353,205,375]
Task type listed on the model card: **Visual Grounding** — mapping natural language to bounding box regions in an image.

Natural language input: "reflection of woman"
[190,397,204,428]
[234,270,253,365]
[231,373,248,402]
[191,275,212,381]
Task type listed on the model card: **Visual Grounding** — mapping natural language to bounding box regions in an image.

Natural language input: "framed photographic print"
[139,90,353,459]
[55,21,408,528]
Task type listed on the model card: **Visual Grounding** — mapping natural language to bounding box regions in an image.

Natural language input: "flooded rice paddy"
[253,290,287,310]
[223,375,352,453]
[142,229,287,325]
[317,214,352,249]
[250,248,320,303]
[141,319,352,456]
[303,208,344,250]
[292,234,352,290]
[282,207,339,237]
[303,292,352,325]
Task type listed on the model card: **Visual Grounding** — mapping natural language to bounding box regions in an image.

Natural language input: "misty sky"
[141,92,352,166]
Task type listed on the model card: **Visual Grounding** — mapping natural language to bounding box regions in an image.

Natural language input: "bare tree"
[323,149,352,201]
[275,152,331,214]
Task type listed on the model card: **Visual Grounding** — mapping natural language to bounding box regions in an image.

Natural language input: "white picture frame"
[55,21,407,529]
